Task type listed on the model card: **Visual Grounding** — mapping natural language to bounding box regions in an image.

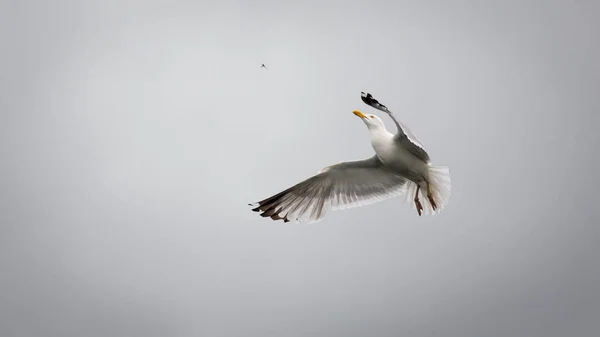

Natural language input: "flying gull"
[249,92,451,223]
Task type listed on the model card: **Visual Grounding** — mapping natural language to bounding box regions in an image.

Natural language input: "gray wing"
[361,92,431,163]
[250,155,409,224]
[392,120,431,163]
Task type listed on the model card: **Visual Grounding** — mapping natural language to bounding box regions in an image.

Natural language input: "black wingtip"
[360,91,390,113]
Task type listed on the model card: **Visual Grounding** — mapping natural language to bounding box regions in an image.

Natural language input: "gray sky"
[1,0,599,336]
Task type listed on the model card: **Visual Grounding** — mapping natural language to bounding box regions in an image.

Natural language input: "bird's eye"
[370,115,375,118]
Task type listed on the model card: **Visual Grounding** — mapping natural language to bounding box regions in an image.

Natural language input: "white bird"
[249,92,451,223]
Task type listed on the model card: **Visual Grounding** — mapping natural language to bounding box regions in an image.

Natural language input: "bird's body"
[250,92,451,223]
[367,125,428,182]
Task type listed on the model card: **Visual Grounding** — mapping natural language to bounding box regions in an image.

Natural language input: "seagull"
[261,64,267,69]
[249,92,451,223]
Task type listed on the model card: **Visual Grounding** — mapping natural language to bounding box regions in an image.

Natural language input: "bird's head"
[353,110,385,130]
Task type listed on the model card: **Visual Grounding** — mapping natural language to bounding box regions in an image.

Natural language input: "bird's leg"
[427,182,437,211]
[414,185,423,216]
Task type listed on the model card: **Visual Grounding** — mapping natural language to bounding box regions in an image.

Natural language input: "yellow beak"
[353,110,367,119]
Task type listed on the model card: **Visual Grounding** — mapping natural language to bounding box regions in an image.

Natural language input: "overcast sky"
[1,0,599,336]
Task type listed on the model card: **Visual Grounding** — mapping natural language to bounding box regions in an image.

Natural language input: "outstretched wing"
[250,155,409,224]
[361,92,431,163]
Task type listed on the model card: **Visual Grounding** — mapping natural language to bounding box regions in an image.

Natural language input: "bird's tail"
[405,165,452,215]
[426,165,452,214]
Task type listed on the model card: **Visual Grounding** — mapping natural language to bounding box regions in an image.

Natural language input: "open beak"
[353,110,367,119]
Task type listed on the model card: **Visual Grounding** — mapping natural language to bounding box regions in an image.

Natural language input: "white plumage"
[250,92,451,223]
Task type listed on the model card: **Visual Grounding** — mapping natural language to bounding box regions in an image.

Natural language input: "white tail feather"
[404,165,452,215]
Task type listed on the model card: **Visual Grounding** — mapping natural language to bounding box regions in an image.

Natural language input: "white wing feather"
[250,155,409,224]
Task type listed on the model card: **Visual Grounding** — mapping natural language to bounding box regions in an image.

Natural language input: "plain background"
[1,0,599,336]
